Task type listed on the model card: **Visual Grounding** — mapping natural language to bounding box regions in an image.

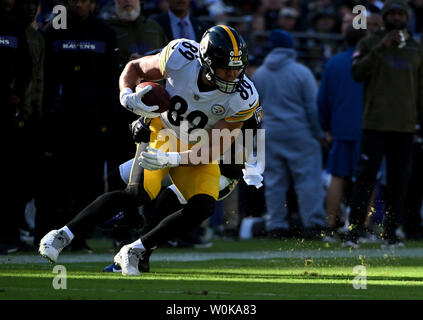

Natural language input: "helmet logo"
[200,35,209,56]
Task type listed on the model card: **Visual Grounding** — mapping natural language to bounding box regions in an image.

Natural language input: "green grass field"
[1,238,423,300]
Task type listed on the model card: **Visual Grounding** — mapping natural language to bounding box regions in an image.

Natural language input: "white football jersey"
[158,39,260,144]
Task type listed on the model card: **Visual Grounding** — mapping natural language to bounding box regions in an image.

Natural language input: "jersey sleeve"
[225,78,261,123]
[159,39,199,77]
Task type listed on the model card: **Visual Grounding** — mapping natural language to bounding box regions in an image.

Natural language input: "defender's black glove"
[129,117,151,143]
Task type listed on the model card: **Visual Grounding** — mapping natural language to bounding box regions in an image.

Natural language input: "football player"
[102,114,263,273]
[39,25,261,276]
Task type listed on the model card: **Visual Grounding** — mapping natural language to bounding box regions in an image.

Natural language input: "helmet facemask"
[201,60,247,94]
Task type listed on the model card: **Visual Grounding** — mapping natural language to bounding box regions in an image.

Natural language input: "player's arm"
[119,53,164,117]
[119,53,163,91]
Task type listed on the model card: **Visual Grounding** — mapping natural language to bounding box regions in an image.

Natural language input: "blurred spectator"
[105,0,167,72]
[36,0,119,251]
[341,11,354,35]
[317,26,366,242]
[12,0,45,122]
[224,0,261,15]
[312,8,340,33]
[278,7,298,31]
[335,1,353,19]
[141,0,168,16]
[307,0,335,24]
[261,0,283,30]
[152,0,210,42]
[367,12,384,34]
[248,14,268,66]
[11,0,46,244]
[253,29,326,239]
[0,0,33,253]
[409,0,423,38]
[344,0,423,248]
[202,0,231,19]
[252,13,266,32]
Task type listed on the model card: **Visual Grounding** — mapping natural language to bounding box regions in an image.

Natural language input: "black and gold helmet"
[199,25,248,93]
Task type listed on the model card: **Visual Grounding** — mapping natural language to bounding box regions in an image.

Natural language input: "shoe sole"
[39,252,56,263]
[38,246,58,263]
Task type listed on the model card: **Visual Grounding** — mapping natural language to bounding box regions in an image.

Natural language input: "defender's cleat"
[103,263,122,273]
[114,245,145,276]
[138,246,155,273]
[38,230,71,263]
[104,246,156,273]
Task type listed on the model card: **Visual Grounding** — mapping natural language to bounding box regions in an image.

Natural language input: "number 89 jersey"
[158,38,260,145]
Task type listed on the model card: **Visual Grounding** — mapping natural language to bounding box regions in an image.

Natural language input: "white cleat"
[38,230,71,263]
[114,245,145,276]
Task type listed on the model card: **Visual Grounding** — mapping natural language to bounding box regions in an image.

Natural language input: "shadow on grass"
[1,274,423,300]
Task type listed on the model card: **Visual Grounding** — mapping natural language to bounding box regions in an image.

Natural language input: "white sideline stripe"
[2,248,423,264]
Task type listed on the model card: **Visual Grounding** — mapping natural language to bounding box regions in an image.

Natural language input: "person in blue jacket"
[253,29,326,239]
[317,26,367,241]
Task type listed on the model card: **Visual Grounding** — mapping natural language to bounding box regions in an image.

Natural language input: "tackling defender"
[39,25,261,276]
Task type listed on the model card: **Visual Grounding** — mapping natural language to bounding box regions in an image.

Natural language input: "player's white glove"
[242,162,263,189]
[138,147,181,171]
[119,86,160,118]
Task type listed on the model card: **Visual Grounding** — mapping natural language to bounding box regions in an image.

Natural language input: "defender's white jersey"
[158,39,260,144]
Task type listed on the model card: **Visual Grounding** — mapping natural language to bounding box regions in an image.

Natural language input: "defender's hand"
[138,147,181,171]
[129,117,151,143]
[120,86,160,118]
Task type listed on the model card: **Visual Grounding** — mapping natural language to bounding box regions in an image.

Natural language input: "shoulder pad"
[159,39,200,76]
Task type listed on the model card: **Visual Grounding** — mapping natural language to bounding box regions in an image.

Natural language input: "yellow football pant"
[142,117,220,201]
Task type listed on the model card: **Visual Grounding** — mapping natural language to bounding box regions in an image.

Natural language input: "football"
[136,82,171,113]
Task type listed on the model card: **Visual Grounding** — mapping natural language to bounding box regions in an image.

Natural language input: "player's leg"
[104,169,240,273]
[38,143,165,263]
[114,163,220,276]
